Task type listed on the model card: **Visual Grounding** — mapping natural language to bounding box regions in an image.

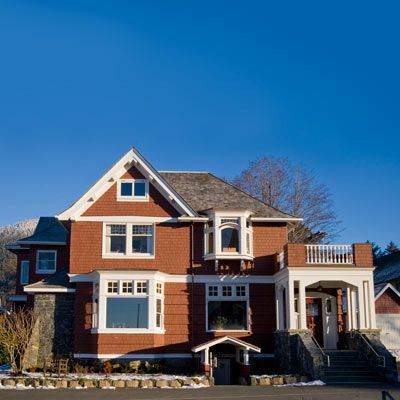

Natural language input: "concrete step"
[324,375,383,383]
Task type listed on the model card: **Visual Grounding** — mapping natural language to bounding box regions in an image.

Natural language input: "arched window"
[221,227,239,252]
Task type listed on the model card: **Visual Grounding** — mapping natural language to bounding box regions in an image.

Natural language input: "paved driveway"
[1,384,400,400]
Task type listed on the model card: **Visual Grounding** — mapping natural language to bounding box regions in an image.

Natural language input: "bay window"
[103,223,154,258]
[92,274,164,333]
[204,212,253,259]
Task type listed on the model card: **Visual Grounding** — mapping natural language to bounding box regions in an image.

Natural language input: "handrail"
[310,335,330,367]
[350,330,385,368]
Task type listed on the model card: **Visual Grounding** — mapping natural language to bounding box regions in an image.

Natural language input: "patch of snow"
[275,380,326,387]
[181,383,207,389]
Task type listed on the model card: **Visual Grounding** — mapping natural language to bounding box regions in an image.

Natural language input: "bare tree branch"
[232,156,340,243]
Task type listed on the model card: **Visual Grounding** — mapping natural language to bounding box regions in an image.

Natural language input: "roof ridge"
[159,171,210,174]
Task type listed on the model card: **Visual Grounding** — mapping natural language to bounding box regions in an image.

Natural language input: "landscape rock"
[126,380,139,388]
[169,380,182,388]
[259,377,271,385]
[113,380,126,388]
[272,376,284,385]
[156,379,168,387]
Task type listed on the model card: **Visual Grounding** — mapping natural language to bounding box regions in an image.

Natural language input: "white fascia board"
[74,353,193,359]
[375,283,400,301]
[57,148,197,220]
[251,217,303,222]
[178,217,209,222]
[16,241,66,245]
[192,336,261,353]
[69,272,275,284]
[24,287,75,293]
[75,216,178,223]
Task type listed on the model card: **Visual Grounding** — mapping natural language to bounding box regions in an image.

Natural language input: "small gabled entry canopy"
[192,336,261,354]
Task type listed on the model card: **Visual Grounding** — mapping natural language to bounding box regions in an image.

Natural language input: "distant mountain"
[0,219,38,307]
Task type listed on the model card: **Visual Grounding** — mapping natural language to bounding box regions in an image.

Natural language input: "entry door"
[213,358,231,385]
[306,298,324,347]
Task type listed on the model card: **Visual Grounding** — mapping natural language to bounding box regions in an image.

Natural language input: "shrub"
[102,361,113,374]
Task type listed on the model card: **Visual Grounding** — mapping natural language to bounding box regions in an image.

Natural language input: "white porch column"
[368,278,377,329]
[243,349,250,365]
[351,289,358,329]
[357,284,366,329]
[275,285,280,330]
[346,287,353,330]
[286,279,296,329]
[298,280,307,330]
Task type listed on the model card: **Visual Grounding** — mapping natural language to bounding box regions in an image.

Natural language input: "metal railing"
[350,330,386,368]
[306,244,353,264]
[310,335,330,367]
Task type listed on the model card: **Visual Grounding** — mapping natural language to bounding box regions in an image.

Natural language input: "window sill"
[35,269,56,274]
[116,197,149,202]
[91,328,165,334]
[102,254,155,259]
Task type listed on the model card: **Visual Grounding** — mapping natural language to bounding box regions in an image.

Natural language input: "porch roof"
[191,336,261,353]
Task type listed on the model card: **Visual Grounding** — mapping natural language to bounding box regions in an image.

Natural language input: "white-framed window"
[95,276,164,333]
[103,223,155,258]
[156,282,163,295]
[121,281,133,294]
[135,280,147,294]
[204,213,253,257]
[206,284,249,332]
[107,281,118,293]
[117,179,149,201]
[20,261,29,285]
[36,250,57,274]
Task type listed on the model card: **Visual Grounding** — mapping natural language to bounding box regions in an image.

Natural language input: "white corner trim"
[24,287,76,293]
[57,148,197,220]
[375,283,400,301]
[73,353,193,359]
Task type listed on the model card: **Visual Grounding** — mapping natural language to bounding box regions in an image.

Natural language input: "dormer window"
[204,212,253,259]
[117,179,149,201]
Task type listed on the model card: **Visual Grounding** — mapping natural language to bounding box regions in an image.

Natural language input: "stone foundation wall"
[274,330,324,380]
[345,330,397,382]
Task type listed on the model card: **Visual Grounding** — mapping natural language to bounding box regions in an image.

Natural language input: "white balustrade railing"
[306,244,353,264]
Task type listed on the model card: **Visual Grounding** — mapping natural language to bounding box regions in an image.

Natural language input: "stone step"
[324,375,382,383]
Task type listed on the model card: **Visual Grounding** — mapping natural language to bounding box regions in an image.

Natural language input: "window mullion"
[126,224,132,255]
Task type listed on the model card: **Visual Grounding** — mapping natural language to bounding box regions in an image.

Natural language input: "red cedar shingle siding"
[82,166,180,218]
[375,289,400,314]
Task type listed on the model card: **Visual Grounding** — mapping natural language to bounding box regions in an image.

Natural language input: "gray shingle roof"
[18,217,67,244]
[24,268,73,290]
[160,172,297,219]
[374,251,400,284]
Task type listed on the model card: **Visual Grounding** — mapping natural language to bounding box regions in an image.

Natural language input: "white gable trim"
[57,148,197,220]
[192,336,261,353]
[375,283,400,301]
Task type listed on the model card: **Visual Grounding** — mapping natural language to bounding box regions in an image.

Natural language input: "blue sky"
[0,1,399,248]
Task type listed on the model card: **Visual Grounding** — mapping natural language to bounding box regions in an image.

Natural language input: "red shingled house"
[7,148,396,384]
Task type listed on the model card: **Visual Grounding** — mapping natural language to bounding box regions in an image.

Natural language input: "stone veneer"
[24,293,75,369]
[274,330,325,380]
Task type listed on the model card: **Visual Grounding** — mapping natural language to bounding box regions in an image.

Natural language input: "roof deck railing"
[306,244,353,264]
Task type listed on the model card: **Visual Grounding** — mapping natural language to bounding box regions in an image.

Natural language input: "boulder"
[259,377,271,385]
[113,380,126,388]
[68,380,80,388]
[156,380,168,387]
[98,380,111,389]
[183,379,195,386]
[299,375,309,383]
[126,380,139,388]
[250,376,258,386]
[169,380,182,388]
[2,379,16,387]
[284,376,297,384]
[55,379,68,388]
[271,376,284,385]
[84,380,96,388]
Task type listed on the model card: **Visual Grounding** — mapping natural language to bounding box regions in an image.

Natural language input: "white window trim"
[117,179,149,202]
[102,223,155,259]
[20,261,29,285]
[92,275,165,334]
[203,211,253,260]
[35,250,57,274]
[205,284,250,333]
